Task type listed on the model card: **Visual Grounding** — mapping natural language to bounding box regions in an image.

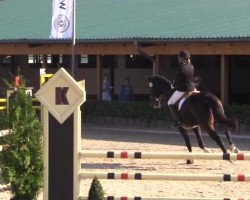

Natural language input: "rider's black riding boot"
[168,105,183,127]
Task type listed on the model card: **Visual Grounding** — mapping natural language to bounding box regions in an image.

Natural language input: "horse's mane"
[153,75,172,86]
[151,75,172,94]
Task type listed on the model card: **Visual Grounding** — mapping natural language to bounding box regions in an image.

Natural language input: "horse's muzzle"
[150,96,162,109]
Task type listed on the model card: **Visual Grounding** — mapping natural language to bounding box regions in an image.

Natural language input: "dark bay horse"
[147,75,239,164]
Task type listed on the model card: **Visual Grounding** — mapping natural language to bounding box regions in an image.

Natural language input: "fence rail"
[80,171,250,182]
[80,150,249,161]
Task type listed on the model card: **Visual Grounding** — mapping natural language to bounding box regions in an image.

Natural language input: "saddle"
[178,89,200,111]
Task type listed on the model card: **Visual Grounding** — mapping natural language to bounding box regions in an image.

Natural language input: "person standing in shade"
[102,74,113,101]
[119,77,134,101]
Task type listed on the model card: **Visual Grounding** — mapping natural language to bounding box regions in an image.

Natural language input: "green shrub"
[88,177,104,200]
[81,100,171,121]
[224,104,250,125]
[0,84,43,200]
[82,100,250,125]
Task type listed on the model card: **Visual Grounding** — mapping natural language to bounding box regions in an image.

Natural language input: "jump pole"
[80,171,250,182]
[35,68,85,200]
[80,150,249,161]
[79,197,249,200]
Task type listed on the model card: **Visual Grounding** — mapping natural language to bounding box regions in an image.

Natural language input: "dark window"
[125,55,153,68]
[28,55,43,68]
[172,55,219,68]
[0,55,13,66]
[192,55,211,68]
[79,55,96,68]
[78,55,116,68]
[170,56,178,69]
[215,56,221,68]
[28,55,69,68]
[47,55,69,68]
[231,55,250,68]
[103,56,116,68]
[47,55,62,65]
[28,55,43,64]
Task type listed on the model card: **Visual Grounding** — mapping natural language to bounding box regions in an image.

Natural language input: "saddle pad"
[178,97,187,111]
[178,89,200,111]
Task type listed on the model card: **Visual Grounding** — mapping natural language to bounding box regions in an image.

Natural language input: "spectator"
[119,77,134,101]
[102,74,113,101]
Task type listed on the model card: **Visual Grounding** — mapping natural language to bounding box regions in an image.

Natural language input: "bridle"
[148,76,173,108]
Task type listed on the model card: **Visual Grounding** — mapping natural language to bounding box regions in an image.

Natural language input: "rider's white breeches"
[168,90,185,105]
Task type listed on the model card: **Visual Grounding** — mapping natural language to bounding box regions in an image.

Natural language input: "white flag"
[51,0,73,39]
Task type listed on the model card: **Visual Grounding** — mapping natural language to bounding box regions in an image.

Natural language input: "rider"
[168,50,196,127]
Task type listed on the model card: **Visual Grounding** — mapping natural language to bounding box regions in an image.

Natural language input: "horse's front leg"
[193,126,211,153]
[178,126,194,164]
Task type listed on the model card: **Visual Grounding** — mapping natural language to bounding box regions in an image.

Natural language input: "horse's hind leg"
[193,126,211,153]
[203,125,227,153]
[224,128,239,153]
[178,127,194,164]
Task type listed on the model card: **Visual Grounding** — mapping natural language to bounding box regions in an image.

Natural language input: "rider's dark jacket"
[173,62,195,92]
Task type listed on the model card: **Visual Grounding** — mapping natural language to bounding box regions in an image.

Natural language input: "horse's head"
[146,75,172,108]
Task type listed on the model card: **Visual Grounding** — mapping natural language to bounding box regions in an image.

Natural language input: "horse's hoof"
[229,145,240,153]
[186,159,194,164]
[233,148,240,153]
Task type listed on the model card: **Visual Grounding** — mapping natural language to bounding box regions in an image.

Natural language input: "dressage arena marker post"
[80,150,250,161]
[35,68,85,200]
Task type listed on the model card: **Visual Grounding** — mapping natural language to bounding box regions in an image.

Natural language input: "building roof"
[1,0,250,42]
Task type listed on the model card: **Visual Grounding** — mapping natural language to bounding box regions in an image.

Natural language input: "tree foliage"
[0,83,43,200]
[88,177,105,200]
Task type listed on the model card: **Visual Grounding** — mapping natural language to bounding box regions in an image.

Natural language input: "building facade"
[0,0,250,104]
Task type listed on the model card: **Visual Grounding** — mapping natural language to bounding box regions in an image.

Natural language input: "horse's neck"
[154,76,172,96]
[161,81,171,98]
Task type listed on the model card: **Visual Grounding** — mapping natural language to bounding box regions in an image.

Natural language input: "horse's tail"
[218,114,238,132]
[206,93,237,131]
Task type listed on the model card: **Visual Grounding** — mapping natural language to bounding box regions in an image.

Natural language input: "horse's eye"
[149,82,153,88]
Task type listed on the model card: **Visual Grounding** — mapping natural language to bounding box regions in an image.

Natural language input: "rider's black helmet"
[178,50,191,59]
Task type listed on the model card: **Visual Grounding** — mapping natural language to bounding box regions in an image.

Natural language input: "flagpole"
[71,0,76,77]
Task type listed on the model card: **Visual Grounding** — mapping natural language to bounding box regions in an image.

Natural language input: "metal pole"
[153,60,156,76]
[71,0,76,77]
